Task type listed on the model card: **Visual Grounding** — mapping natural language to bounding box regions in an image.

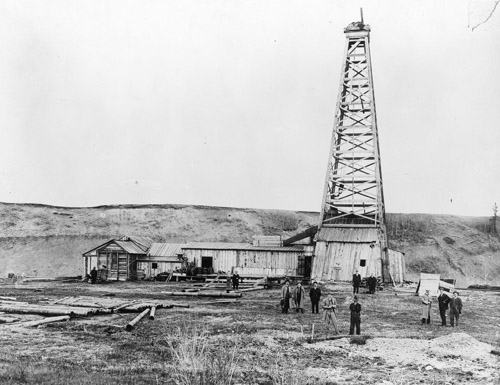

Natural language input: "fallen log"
[0,300,29,306]
[50,296,71,305]
[0,316,21,323]
[149,306,156,320]
[201,299,239,305]
[168,303,190,308]
[0,296,16,301]
[126,308,150,331]
[160,291,241,298]
[0,304,112,317]
[114,301,140,312]
[121,302,174,312]
[238,286,265,293]
[20,316,70,328]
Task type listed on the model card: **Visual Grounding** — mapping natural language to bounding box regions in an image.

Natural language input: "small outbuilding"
[82,236,153,281]
[136,243,184,279]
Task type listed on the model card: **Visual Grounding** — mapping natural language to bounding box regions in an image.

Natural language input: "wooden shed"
[137,243,184,279]
[311,227,405,284]
[181,242,306,277]
[82,236,153,281]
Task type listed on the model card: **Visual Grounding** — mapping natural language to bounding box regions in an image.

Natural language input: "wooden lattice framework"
[318,19,391,281]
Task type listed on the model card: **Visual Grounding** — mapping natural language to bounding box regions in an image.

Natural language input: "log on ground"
[126,308,150,331]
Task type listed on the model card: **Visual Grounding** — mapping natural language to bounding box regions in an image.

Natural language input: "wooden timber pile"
[0,295,190,326]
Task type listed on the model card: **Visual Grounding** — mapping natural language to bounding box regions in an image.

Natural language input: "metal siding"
[115,240,147,255]
[148,243,184,257]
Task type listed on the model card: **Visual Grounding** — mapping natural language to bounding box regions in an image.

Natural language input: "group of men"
[352,270,378,294]
[280,280,362,335]
[422,288,463,327]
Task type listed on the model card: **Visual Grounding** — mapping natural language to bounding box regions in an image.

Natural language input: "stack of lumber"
[0,303,112,317]
[44,296,190,313]
[161,291,242,298]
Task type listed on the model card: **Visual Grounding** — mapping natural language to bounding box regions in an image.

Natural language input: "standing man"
[309,281,322,314]
[421,289,432,325]
[231,271,240,290]
[352,270,361,294]
[293,282,306,313]
[349,295,362,335]
[90,266,98,285]
[367,274,377,294]
[437,289,451,326]
[322,293,339,335]
[281,280,292,314]
[449,291,463,327]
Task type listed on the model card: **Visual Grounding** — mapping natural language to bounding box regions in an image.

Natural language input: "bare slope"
[1,202,499,286]
[0,202,317,278]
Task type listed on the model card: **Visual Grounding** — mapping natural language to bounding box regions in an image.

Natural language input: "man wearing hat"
[349,295,362,335]
[449,291,463,327]
[421,289,433,325]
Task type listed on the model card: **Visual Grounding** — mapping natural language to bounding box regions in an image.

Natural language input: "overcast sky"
[0,0,499,216]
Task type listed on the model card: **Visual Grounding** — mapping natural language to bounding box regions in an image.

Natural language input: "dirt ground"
[0,280,499,384]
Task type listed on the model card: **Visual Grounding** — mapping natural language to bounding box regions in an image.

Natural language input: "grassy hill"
[1,202,499,287]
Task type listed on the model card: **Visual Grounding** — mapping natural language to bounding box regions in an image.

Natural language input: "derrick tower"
[312,17,390,282]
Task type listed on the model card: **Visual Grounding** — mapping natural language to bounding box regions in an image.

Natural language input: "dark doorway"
[304,256,312,278]
[201,256,213,269]
[297,255,312,277]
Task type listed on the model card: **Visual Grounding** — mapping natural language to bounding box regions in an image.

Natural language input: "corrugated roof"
[115,240,148,254]
[148,243,184,257]
[182,242,303,252]
[316,227,379,242]
[118,236,154,251]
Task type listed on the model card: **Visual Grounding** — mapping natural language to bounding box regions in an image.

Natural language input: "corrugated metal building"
[311,227,405,283]
[137,243,184,279]
[181,242,306,277]
[82,236,153,281]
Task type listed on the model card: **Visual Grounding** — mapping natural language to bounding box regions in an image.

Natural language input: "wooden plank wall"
[182,249,300,276]
[312,242,382,282]
[137,261,181,278]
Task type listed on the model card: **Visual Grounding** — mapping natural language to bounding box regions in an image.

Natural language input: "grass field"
[0,280,498,385]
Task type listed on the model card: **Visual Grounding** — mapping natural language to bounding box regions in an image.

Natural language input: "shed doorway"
[201,256,213,269]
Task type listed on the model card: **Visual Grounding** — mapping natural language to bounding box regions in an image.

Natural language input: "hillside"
[1,202,499,287]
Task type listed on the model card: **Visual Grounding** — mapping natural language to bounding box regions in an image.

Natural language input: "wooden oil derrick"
[313,14,391,283]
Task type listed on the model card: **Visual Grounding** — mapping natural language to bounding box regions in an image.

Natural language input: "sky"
[0,0,499,216]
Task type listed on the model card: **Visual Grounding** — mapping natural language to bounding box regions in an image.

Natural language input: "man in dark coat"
[449,291,463,327]
[309,281,322,314]
[281,280,292,314]
[367,274,377,294]
[352,270,361,294]
[437,289,451,326]
[349,295,362,335]
[231,271,240,290]
[90,267,98,284]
